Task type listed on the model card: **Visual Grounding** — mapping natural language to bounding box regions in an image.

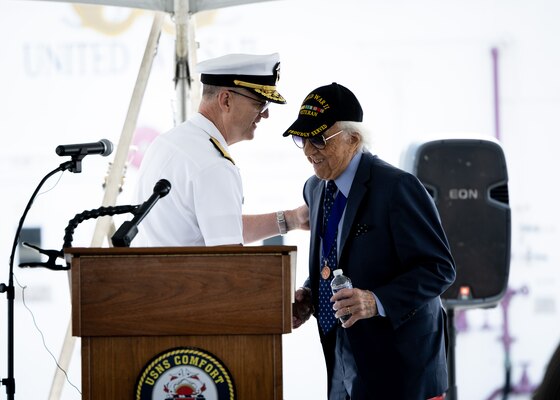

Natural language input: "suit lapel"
[339,153,372,253]
[310,180,324,278]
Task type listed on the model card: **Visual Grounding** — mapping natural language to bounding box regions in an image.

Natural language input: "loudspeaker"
[407,138,511,308]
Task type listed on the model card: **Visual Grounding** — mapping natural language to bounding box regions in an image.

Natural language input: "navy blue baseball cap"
[282,82,363,137]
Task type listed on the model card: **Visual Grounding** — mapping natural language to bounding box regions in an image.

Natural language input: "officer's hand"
[286,205,309,231]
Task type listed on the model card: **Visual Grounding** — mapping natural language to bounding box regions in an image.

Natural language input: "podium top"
[65,245,297,257]
[70,245,297,336]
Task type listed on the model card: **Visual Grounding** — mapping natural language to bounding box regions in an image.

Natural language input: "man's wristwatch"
[276,211,287,235]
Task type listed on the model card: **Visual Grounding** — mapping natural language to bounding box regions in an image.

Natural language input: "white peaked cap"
[197,53,286,104]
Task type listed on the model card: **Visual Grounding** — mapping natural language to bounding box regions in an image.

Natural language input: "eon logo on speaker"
[449,188,478,200]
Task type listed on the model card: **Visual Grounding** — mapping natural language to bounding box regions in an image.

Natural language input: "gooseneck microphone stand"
[1,157,81,400]
[63,179,170,250]
[62,205,137,249]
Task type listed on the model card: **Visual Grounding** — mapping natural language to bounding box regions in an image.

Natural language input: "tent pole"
[48,12,165,400]
[174,0,200,124]
[89,10,165,247]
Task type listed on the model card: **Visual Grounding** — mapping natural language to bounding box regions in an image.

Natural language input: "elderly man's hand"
[331,288,378,328]
[293,287,314,329]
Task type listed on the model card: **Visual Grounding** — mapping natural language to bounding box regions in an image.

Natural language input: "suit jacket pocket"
[353,223,372,238]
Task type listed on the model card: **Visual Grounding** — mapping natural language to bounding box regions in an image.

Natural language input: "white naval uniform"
[132,113,243,246]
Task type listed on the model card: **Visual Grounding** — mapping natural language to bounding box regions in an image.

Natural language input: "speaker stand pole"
[446,307,458,400]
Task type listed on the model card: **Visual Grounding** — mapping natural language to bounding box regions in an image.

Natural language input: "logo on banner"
[135,347,236,400]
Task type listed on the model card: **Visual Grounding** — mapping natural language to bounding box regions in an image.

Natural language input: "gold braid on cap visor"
[233,79,285,103]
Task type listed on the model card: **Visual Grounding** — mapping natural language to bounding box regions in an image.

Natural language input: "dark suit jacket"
[303,151,456,399]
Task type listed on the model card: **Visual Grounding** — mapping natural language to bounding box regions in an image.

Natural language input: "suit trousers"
[329,326,364,400]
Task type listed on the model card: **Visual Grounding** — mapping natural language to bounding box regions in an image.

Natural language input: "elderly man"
[133,53,308,246]
[286,82,456,400]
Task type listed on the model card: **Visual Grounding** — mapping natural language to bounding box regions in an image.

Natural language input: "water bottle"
[330,269,353,322]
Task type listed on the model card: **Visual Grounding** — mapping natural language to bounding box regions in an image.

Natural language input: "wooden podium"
[67,245,297,400]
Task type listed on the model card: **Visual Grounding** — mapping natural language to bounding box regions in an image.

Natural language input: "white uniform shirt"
[132,113,244,246]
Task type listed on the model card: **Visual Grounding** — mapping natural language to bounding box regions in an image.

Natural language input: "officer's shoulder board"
[209,137,235,165]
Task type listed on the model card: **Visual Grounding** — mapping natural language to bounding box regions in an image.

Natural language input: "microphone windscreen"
[100,139,114,156]
[154,179,172,197]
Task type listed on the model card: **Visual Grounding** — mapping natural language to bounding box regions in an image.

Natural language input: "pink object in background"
[129,126,159,169]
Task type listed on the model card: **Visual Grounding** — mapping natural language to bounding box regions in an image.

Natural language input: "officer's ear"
[217,89,232,111]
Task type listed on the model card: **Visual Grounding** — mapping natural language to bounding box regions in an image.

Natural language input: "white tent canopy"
[39,0,276,13]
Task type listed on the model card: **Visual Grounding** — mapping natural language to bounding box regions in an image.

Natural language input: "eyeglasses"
[228,90,270,113]
[292,130,343,150]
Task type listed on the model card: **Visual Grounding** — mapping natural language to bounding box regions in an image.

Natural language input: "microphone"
[111,179,172,247]
[55,139,114,157]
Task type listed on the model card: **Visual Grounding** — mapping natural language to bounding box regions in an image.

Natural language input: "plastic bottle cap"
[333,269,343,276]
